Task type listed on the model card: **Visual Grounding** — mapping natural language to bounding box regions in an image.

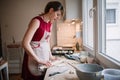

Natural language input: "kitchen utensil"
[68,63,103,80]
[49,69,68,76]
[64,53,80,61]
[49,67,68,76]
[76,64,103,80]
[102,68,120,80]
[79,51,89,63]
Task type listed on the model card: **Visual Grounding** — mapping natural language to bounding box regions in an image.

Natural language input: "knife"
[49,69,68,76]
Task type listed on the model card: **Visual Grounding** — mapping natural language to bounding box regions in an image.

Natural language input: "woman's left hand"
[50,56,58,61]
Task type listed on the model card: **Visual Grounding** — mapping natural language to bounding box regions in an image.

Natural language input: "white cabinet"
[6,43,23,73]
[65,0,82,19]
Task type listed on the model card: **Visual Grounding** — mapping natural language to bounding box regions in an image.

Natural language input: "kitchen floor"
[9,74,23,80]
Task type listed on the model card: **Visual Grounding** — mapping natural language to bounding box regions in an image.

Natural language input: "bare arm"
[22,19,50,65]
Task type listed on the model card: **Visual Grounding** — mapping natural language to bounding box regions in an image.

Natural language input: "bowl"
[75,64,103,80]
[102,69,120,80]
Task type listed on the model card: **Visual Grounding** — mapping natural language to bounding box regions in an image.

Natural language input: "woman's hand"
[50,56,58,61]
[43,61,52,67]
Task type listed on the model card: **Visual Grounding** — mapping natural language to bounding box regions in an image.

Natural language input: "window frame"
[106,2,119,27]
[97,0,120,67]
[82,0,94,53]
[106,9,116,24]
[82,0,120,68]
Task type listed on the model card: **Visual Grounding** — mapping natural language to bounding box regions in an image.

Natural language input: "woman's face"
[49,8,62,22]
[54,10,62,20]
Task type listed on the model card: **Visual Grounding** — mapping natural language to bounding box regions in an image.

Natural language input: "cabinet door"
[6,44,23,73]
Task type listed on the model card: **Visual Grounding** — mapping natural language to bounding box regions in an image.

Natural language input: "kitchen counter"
[44,56,80,80]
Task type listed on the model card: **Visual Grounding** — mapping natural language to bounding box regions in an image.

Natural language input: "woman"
[21,1,64,80]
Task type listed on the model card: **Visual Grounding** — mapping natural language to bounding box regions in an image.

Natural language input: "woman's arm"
[22,19,41,63]
[22,19,51,66]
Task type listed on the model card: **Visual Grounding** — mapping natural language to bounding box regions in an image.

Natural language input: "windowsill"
[97,53,120,68]
[83,46,120,68]
[106,23,118,27]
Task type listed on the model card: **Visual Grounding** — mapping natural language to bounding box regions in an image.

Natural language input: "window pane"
[106,9,116,23]
[105,0,120,62]
[99,0,120,63]
[83,0,94,49]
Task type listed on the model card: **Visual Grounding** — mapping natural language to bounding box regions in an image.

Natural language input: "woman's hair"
[44,1,64,16]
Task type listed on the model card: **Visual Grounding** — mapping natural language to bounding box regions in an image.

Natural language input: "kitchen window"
[98,0,120,65]
[82,0,94,51]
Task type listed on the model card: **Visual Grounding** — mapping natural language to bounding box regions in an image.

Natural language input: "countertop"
[44,56,80,80]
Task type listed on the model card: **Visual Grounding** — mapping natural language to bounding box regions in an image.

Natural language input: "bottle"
[12,37,15,43]
[76,42,80,51]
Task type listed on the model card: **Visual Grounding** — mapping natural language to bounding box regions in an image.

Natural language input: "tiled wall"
[57,21,81,47]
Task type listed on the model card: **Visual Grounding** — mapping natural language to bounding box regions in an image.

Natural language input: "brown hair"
[40,1,64,16]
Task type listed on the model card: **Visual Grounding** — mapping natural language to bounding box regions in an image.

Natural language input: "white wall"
[65,0,82,19]
[106,0,120,39]
[0,0,65,57]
